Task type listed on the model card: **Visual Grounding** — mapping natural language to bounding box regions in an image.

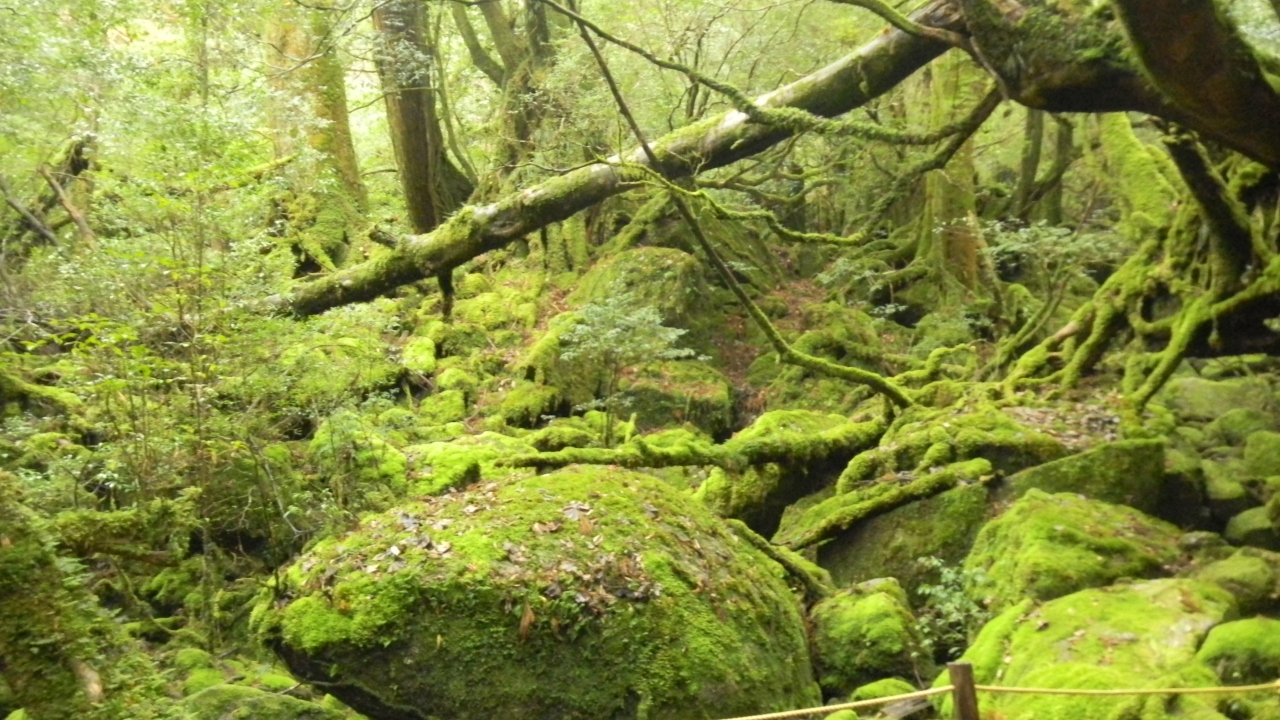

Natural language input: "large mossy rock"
[998,439,1166,514]
[1159,376,1277,424]
[1195,618,1280,684]
[179,684,346,720]
[620,361,734,437]
[941,579,1238,720]
[257,466,819,720]
[964,490,1181,611]
[817,483,992,593]
[809,578,928,697]
[570,247,714,340]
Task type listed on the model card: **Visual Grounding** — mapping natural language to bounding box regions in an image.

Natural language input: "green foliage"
[560,287,700,444]
[913,556,991,661]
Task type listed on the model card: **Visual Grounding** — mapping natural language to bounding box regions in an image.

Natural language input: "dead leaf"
[519,604,536,641]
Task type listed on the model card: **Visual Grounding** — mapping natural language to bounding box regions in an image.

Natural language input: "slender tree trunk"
[1012,108,1044,216]
[373,0,474,234]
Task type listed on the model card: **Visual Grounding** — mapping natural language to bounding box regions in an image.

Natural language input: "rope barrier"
[714,685,954,720]
[711,677,1280,720]
[974,679,1280,696]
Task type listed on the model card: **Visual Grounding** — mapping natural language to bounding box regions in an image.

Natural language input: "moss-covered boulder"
[1225,506,1280,550]
[1191,549,1280,615]
[571,247,714,339]
[1245,431,1280,477]
[964,490,1181,610]
[403,432,536,494]
[1195,618,1280,685]
[1207,409,1278,447]
[817,482,992,593]
[1160,376,1277,424]
[939,579,1238,720]
[809,578,928,696]
[620,361,733,437]
[179,684,345,720]
[999,439,1166,514]
[256,466,820,720]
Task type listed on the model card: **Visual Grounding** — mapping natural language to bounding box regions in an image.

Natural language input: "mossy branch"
[826,0,970,49]
[572,15,915,409]
[776,458,994,550]
[725,518,834,603]
[502,417,886,471]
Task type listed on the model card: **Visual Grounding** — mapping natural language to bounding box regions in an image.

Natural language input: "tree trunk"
[373,0,475,234]
[275,0,965,316]
[264,1,366,271]
[1012,108,1044,215]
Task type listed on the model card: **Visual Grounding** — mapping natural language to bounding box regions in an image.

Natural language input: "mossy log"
[501,416,886,472]
[275,0,964,316]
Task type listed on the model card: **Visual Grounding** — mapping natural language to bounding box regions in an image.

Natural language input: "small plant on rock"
[915,555,992,662]
[560,287,699,446]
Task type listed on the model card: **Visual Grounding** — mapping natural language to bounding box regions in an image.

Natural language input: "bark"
[374,0,475,234]
[38,166,95,245]
[450,2,506,85]
[277,0,965,316]
[0,174,57,246]
[1110,0,1280,168]
[1012,108,1044,214]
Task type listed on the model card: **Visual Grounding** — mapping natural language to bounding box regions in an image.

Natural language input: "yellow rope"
[715,686,954,720]
[714,678,1280,720]
[975,679,1280,696]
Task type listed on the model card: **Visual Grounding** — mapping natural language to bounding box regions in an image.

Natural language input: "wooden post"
[948,662,980,720]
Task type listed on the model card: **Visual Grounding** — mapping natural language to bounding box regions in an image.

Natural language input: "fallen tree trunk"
[275,0,965,316]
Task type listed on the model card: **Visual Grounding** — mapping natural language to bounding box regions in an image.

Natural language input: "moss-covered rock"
[809,578,928,696]
[1245,431,1280,477]
[1191,549,1279,615]
[964,490,1181,611]
[499,382,562,428]
[403,432,535,494]
[1195,618,1280,685]
[256,466,819,720]
[818,482,992,594]
[938,579,1238,720]
[179,684,345,720]
[1203,458,1258,523]
[307,411,407,507]
[999,439,1166,514]
[848,677,916,703]
[517,311,605,410]
[619,361,733,438]
[1208,409,1278,447]
[1160,376,1277,424]
[417,389,468,426]
[571,247,714,340]
[1225,506,1280,550]
[400,336,437,376]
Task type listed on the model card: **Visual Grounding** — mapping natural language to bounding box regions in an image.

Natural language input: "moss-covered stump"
[816,482,992,594]
[939,579,1239,720]
[809,578,928,697]
[998,438,1167,515]
[1195,618,1280,685]
[257,466,820,720]
[964,490,1181,611]
[179,684,345,720]
[620,361,733,437]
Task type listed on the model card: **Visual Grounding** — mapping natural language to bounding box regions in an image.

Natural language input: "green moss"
[849,677,916,702]
[1225,507,1280,550]
[1160,377,1277,424]
[1196,618,1280,684]
[1191,550,1278,614]
[517,311,606,409]
[400,336,437,376]
[1098,113,1178,240]
[939,579,1237,720]
[965,490,1181,611]
[619,361,733,437]
[817,482,992,594]
[436,367,480,399]
[182,667,227,696]
[257,466,820,720]
[571,247,716,348]
[179,684,345,720]
[418,389,468,426]
[1000,439,1167,513]
[1208,409,1277,447]
[810,579,927,695]
[499,382,562,428]
[174,647,214,672]
[403,432,535,494]
[308,411,407,507]
[1245,431,1280,477]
